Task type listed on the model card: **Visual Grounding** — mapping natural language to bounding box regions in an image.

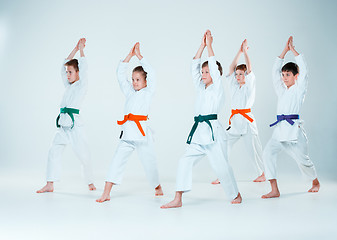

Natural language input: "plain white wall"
[0,0,336,184]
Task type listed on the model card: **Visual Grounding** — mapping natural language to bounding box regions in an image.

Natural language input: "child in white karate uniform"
[212,39,265,185]
[161,30,241,209]
[96,42,163,203]
[37,38,96,193]
[262,36,320,199]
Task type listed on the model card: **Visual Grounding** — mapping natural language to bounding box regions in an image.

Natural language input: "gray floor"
[1,173,336,240]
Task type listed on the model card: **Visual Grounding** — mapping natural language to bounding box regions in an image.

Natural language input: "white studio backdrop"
[0,0,336,185]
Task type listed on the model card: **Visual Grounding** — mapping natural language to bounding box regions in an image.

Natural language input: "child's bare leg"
[262,179,280,199]
[88,183,96,191]
[160,191,183,209]
[253,172,266,182]
[231,192,242,204]
[308,178,320,192]
[96,182,114,203]
[211,178,220,184]
[155,184,163,196]
[36,181,54,193]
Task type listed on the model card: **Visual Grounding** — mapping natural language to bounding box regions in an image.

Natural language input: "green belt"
[56,107,80,129]
[186,114,217,144]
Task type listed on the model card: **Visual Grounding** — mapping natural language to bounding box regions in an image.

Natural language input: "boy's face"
[235,69,245,85]
[132,71,147,91]
[202,66,213,87]
[282,71,298,88]
[66,66,79,84]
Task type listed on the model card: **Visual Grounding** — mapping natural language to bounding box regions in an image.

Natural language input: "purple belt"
[269,114,299,127]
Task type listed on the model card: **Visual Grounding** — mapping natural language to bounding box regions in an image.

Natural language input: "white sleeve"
[208,56,221,88]
[226,72,236,89]
[78,57,88,87]
[244,71,255,94]
[61,59,71,87]
[295,54,308,94]
[140,57,156,94]
[191,58,203,89]
[272,57,285,96]
[117,61,133,97]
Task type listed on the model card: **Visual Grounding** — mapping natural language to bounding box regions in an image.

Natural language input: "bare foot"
[161,191,183,209]
[96,193,110,203]
[36,182,54,193]
[231,192,242,204]
[308,178,320,193]
[211,179,220,184]
[88,183,96,191]
[253,172,266,182]
[155,184,164,196]
[96,182,113,203]
[160,199,182,209]
[262,179,280,199]
[261,190,280,199]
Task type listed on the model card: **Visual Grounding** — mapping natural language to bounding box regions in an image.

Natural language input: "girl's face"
[66,65,79,84]
[235,69,245,85]
[202,66,213,88]
[132,71,147,91]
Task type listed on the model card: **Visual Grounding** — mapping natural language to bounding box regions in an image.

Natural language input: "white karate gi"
[263,55,317,180]
[46,57,94,184]
[225,71,264,175]
[175,56,239,200]
[105,58,160,189]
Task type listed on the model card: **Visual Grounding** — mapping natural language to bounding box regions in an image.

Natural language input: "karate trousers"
[106,135,160,189]
[226,127,264,176]
[46,126,94,184]
[263,127,317,180]
[176,139,239,200]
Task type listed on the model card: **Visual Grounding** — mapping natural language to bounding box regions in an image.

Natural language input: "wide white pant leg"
[176,144,205,192]
[106,140,135,184]
[263,138,283,180]
[264,128,317,180]
[68,126,94,184]
[46,129,68,182]
[243,129,264,175]
[226,135,240,158]
[136,138,160,189]
[282,128,317,180]
[206,140,239,200]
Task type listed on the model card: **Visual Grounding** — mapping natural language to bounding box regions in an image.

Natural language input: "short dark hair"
[133,66,147,79]
[64,59,79,71]
[281,62,299,75]
[235,64,247,72]
[202,61,223,76]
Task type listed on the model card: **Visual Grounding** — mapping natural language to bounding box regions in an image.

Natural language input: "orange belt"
[117,113,148,136]
[229,108,254,125]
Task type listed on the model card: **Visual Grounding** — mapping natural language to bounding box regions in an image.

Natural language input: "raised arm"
[229,48,242,76]
[79,38,86,57]
[205,30,214,57]
[136,43,155,92]
[77,38,88,86]
[66,39,81,60]
[272,37,292,96]
[117,44,136,96]
[193,33,206,60]
[205,30,220,84]
[279,36,292,59]
[242,39,252,74]
[61,39,82,86]
[123,43,137,63]
[191,33,206,88]
[290,37,307,90]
